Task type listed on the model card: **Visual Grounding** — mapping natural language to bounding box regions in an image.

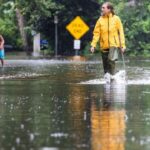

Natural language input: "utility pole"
[54,13,58,57]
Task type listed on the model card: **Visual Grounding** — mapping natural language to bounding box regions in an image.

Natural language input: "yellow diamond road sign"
[66,16,89,40]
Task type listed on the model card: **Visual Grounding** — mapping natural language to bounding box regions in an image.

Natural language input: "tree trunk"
[15,8,29,52]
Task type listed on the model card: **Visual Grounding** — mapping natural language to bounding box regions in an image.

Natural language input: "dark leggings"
[101,51,115,75]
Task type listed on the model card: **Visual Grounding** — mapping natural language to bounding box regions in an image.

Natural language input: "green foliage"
[116,0,150,56]
[0,1,21,47]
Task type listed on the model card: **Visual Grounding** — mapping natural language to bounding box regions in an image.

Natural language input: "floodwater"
[0,57,150,150]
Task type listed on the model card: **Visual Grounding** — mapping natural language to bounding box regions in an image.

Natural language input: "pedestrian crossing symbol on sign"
[66,16,89,40]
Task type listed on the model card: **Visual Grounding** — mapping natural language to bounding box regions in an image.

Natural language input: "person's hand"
[90,47,95,53]
[120,47,126,53]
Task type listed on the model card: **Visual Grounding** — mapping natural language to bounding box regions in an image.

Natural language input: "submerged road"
[0,58,149,150]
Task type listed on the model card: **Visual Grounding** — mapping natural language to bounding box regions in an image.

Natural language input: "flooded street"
[0,58,150,150]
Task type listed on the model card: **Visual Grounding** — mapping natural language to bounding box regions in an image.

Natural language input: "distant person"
[90,2,126,75]
[0,35,5,67]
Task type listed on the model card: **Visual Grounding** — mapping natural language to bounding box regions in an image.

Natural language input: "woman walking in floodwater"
[0,35,5,67]
[90,2,126,75]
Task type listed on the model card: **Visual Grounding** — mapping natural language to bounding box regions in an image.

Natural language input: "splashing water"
[80,70,132,85]
[80,68,150,85]
[104,70,126,84]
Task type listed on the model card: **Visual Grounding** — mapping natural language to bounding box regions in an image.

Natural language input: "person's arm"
[117,17,126,52]
[0,35,4,48]
[90,19,101,53]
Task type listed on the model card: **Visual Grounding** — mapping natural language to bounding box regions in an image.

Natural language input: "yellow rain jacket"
[91,13,126,51]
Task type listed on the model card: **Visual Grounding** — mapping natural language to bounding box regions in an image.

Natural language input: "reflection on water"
[102,83,126,103]
[68,56,86,61]
[67,67,89,148]
[91,84,126,150]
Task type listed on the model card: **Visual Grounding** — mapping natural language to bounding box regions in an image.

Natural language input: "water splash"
[104,70,126,84]
[0,73,45,80]
[80,70,150,85]
[80,79,150,85]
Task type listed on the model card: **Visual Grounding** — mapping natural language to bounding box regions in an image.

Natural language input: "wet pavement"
[0,57,150,150]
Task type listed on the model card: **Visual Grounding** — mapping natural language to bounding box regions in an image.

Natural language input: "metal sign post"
[54,14,58,57]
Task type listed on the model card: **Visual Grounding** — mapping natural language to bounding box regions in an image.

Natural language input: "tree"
[117,0,150,56]
[0,0,61,52]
